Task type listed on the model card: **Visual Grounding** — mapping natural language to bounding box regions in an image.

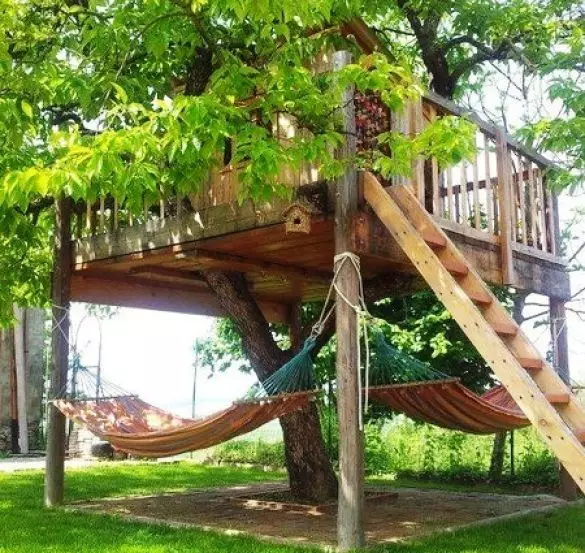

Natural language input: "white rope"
[311,251,372,430]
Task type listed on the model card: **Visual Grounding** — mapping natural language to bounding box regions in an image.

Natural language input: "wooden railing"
[372,92,560,286]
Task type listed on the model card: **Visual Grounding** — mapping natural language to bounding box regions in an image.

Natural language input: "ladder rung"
[422,230,446,249]
[546,393,571,405]
[443,259,469,277]
[492,321,518,336]
[466,288,493,306]
[517,357,544,371]
[573,428,585,444]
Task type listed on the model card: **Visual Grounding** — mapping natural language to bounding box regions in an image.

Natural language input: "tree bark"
[201,270,338,501]
[489,431,507,482]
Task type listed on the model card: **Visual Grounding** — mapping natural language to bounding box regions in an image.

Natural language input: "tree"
[1,0,584,500]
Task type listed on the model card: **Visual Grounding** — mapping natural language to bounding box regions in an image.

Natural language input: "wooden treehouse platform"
[70,93,569,322]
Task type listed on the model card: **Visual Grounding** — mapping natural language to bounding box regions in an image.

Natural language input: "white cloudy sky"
[71,305,257,418]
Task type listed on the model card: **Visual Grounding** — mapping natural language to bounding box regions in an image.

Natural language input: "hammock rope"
[368,328,450,386]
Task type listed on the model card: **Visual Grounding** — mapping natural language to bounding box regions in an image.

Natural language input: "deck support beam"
[550,298,579,500]
[333,50,365,551]
[45,195,72,507]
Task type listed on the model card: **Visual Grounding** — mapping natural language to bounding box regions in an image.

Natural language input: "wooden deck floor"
[71,195,570,321]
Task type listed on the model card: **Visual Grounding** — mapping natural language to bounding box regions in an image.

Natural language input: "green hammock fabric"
[247,338,317,399]
[368,330,449,386]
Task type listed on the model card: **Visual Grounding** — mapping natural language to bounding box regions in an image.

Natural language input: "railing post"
[495,129,515,285]
[410,98,425,205]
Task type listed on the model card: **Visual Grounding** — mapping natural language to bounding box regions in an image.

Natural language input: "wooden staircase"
[363,171,585,492]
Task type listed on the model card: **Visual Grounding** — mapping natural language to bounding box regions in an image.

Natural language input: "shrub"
[204,419,559,488]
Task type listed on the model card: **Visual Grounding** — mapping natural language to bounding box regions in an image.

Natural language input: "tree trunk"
[201,270,338,501]
[489,431,507,482]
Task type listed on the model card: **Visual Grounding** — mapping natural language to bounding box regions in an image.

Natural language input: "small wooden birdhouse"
[282,202,313,234]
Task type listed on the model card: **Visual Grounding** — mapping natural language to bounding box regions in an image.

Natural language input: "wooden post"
[495,129,515,285]
[550,298,580,500]
[333,50,365,551]
[13,306,28,454]
[45,195,73,507]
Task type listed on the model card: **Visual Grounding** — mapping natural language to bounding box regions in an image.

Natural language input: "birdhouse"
[282,202,313,234]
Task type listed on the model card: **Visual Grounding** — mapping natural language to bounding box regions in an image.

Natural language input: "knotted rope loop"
[311,251,372,430]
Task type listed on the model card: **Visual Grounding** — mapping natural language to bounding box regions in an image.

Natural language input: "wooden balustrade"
[399,95,558,266]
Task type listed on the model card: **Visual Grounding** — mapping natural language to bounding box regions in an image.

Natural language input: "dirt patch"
[76,483,565,546]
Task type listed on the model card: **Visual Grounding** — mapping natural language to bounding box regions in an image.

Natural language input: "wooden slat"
[546,393,571,406]
[442,258,469,277]
[460,162,468,226]
[527,163,537,248]
[546,184,556,256]
[472,156,480,230]
[484,134,495,234]
[492,321,518,337]
[517,158,528,245]
[517,357,544,371]
[432,157,440,216]
[509,153,518,243]
[446,168,454,222]
[536,168,548,252]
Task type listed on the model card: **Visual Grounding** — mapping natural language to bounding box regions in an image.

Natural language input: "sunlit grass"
[0,461,584,553]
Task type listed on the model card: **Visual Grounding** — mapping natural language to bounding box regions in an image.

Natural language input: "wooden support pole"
[495,129,515,285]
[550,298,580,500]
[13,306,28,455]
[45,195,73,507]
[333,50,365,551]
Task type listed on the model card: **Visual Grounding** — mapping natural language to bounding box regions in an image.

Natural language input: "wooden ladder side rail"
[362,171,585,492]
[388,184,585,433]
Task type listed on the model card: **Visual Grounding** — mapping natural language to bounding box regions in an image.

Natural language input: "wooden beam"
[45,195,73,507]
[183,249,332,283]
[70,273,289,324]
[333,50,365,551]
[129,265,205,282]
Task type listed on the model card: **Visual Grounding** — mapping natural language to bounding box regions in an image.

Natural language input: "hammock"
[54,338,319,458]
[54,392,315,457]
[369,381,528,434]
[367,330,529,433]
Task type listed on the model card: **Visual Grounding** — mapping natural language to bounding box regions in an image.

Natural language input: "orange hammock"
[54,392,314,457]
[369,379,529,434]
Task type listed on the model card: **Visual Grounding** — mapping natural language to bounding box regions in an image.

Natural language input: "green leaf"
[21,100,33,119]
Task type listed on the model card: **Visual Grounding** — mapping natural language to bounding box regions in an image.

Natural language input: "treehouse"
[45,29,583,551]
[71,90,569,315]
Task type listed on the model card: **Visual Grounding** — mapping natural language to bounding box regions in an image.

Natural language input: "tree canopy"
[0,0,584,324]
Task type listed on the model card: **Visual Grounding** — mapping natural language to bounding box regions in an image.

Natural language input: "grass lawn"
[1,461,585,553]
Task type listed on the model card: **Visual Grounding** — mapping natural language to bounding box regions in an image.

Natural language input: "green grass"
[1,461,585,553]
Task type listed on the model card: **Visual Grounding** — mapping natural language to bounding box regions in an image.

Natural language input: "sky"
[71,305,257,418]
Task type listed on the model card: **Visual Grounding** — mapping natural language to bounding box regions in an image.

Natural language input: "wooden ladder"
[363,171,585,492]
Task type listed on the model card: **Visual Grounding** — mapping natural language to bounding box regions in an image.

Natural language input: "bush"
[204,419,559,488]
[207,439,285,468]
